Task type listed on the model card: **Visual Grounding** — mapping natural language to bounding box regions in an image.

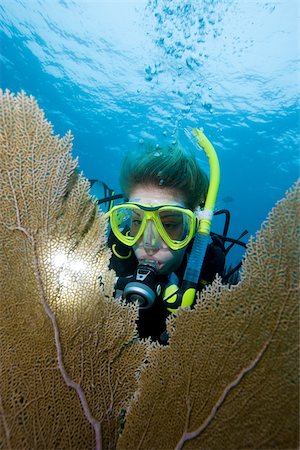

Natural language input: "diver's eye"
[163,223,177,230]
[130,218,143,236]
[132,219,142,226]
[159,210,184,240]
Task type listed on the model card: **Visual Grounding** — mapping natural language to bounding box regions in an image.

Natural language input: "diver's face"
[128,185,187,275]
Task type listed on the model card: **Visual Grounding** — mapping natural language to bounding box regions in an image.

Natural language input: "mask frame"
[106,202,197,251]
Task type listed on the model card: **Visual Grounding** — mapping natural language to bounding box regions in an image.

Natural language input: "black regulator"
[114,263,163,309]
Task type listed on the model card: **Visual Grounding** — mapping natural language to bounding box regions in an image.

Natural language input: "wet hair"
[120,142,209,210]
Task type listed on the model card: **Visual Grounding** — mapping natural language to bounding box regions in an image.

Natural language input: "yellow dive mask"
[106,202,198,251]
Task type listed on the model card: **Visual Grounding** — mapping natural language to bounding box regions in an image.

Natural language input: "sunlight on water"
[0,0,299,263]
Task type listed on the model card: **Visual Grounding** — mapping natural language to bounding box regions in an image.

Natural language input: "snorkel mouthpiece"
[139,259,159,270]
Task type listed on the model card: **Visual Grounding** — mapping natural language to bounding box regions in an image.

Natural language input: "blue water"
[1,0,299,265]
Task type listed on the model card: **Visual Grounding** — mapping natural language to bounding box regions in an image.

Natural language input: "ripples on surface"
[0,0,299,262]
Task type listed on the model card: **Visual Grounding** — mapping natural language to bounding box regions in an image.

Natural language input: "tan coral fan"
[118,181,300,450]
[0,90,147,450]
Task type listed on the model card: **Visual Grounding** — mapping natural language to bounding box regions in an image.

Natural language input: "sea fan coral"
[0,90,148,450]
[118,181,299,450]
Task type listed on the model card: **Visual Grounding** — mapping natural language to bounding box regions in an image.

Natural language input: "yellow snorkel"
[193,128,220,235]
[163,128,220,312]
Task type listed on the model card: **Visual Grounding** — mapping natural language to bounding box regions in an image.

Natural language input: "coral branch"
[1,90,146,449]
[174,291,291,450]
[7,171,21,228]
[136,402,157,450]
[11,216,103,450]
[0,391,11,450]
[30,235,103,450]
[4,121,103,448]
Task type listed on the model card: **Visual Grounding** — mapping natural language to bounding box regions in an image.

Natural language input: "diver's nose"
[143,221,161,254]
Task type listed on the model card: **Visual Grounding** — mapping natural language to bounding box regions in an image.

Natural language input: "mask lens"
[111,206,145,242]
[158,209,192,242]
[130,208,145,237]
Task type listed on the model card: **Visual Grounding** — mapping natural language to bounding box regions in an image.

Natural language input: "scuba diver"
[91,129,247,344]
